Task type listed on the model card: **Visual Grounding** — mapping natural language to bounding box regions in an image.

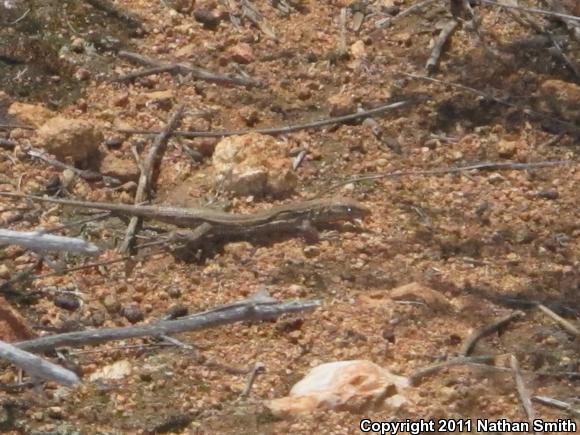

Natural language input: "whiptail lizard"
[0,192,371,244]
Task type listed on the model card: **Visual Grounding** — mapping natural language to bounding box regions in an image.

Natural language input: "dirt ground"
[0,0,579,433]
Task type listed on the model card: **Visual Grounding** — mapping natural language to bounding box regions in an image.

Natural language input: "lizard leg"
[299,220,320,243]
[171,222,214,252]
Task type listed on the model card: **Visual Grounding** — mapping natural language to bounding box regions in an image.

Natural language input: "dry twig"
[460,312,524,356]
[117,99,419,138]
[532,396,580,419]
[480,0,580,23]
[510,355,538,432]
[403,73,580,134]
[119,105,185,253]
[0,340,80,387]
[409,355,495,385]
[425,20,459,74]
[0,229,99,255]
[537,303,580,337]
[117,50,260,87]
[16,298,321,353]
[321,160,572,194]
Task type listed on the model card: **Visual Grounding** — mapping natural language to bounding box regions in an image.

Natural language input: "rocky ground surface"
[0,0,579,433]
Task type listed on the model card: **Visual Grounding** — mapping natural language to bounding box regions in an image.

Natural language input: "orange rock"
[267,360,409,415]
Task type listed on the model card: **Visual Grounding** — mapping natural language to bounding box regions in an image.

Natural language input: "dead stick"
[117,50,260,87]
[532,396,580,419]
[0,124,35,130]
[0,340,80,387]
[537,304,580,337]
[27,148,121,185]
[15,299,321,353]
[375,0,438,28]
[403,73,580,133]
[116,99,419,138]
[240,362,266,398]
[460,312,524,356]
[119,105,185,253]
[510,355,540,433]
[321,160,573,194]
[480,0,580,23]
[425,20,459,74]
[409,355,495,386]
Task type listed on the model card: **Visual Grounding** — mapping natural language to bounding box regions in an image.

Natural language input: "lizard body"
[0,193,370,237]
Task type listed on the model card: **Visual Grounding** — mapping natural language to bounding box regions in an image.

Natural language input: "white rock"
[267,360,409,415]
[212,133,297,197]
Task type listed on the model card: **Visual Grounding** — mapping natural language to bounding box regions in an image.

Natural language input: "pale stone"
[389,282,452,311]
[35,117,103,162]
[267,360,409,415]
[212,133,297,197]
[8,102,55,127]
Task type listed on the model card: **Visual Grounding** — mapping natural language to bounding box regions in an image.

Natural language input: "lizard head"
[319,197,371,221]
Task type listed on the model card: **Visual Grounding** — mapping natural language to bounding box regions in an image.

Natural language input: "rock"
[238,106,260,126]
[267,360,409,416]
[8,102,55,127]
[389,282,452,311]
[537,79,580,123]
[327,92,356,117]
[166,0,195,13]
[497,139,517,158]
[74,68,91,81]
[212,133,297,197]
[122,304,144,323]
[0,296,36,341]
[0,264,9,279]
[113,93,129,107]
[350,40,366,59]
[140,90,174,111]
[89,360,132,381]
[35,117,103,163]
[193,9,223,29]
[99,153,140,182]
[229,43,256,64]
[53,293,81,311]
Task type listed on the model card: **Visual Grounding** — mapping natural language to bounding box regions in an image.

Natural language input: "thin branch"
[460,312,524,356]
[375,0,439,28]
[117,50,261,88]
[403,73,580,133]
[116,99,421,138]
[119,105,185,253]
[320,160,573,194]
[15,299,321,353]
[480,0,580,23]
[27,147,121,185]
[0,229,100,255]
[537,303,580,337]
[0,123,35,130]
[409,355,495,385]
[510,355,538,432]
[425,19,459,74]
[0,340,80,387]
[240,362,266,398]
[532,396,580,419]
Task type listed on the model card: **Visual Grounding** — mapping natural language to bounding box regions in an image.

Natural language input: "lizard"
[0,192,371,244]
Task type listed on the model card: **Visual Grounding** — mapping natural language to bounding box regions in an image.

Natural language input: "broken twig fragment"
[0,229,100,255]
[0,340,80,387]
